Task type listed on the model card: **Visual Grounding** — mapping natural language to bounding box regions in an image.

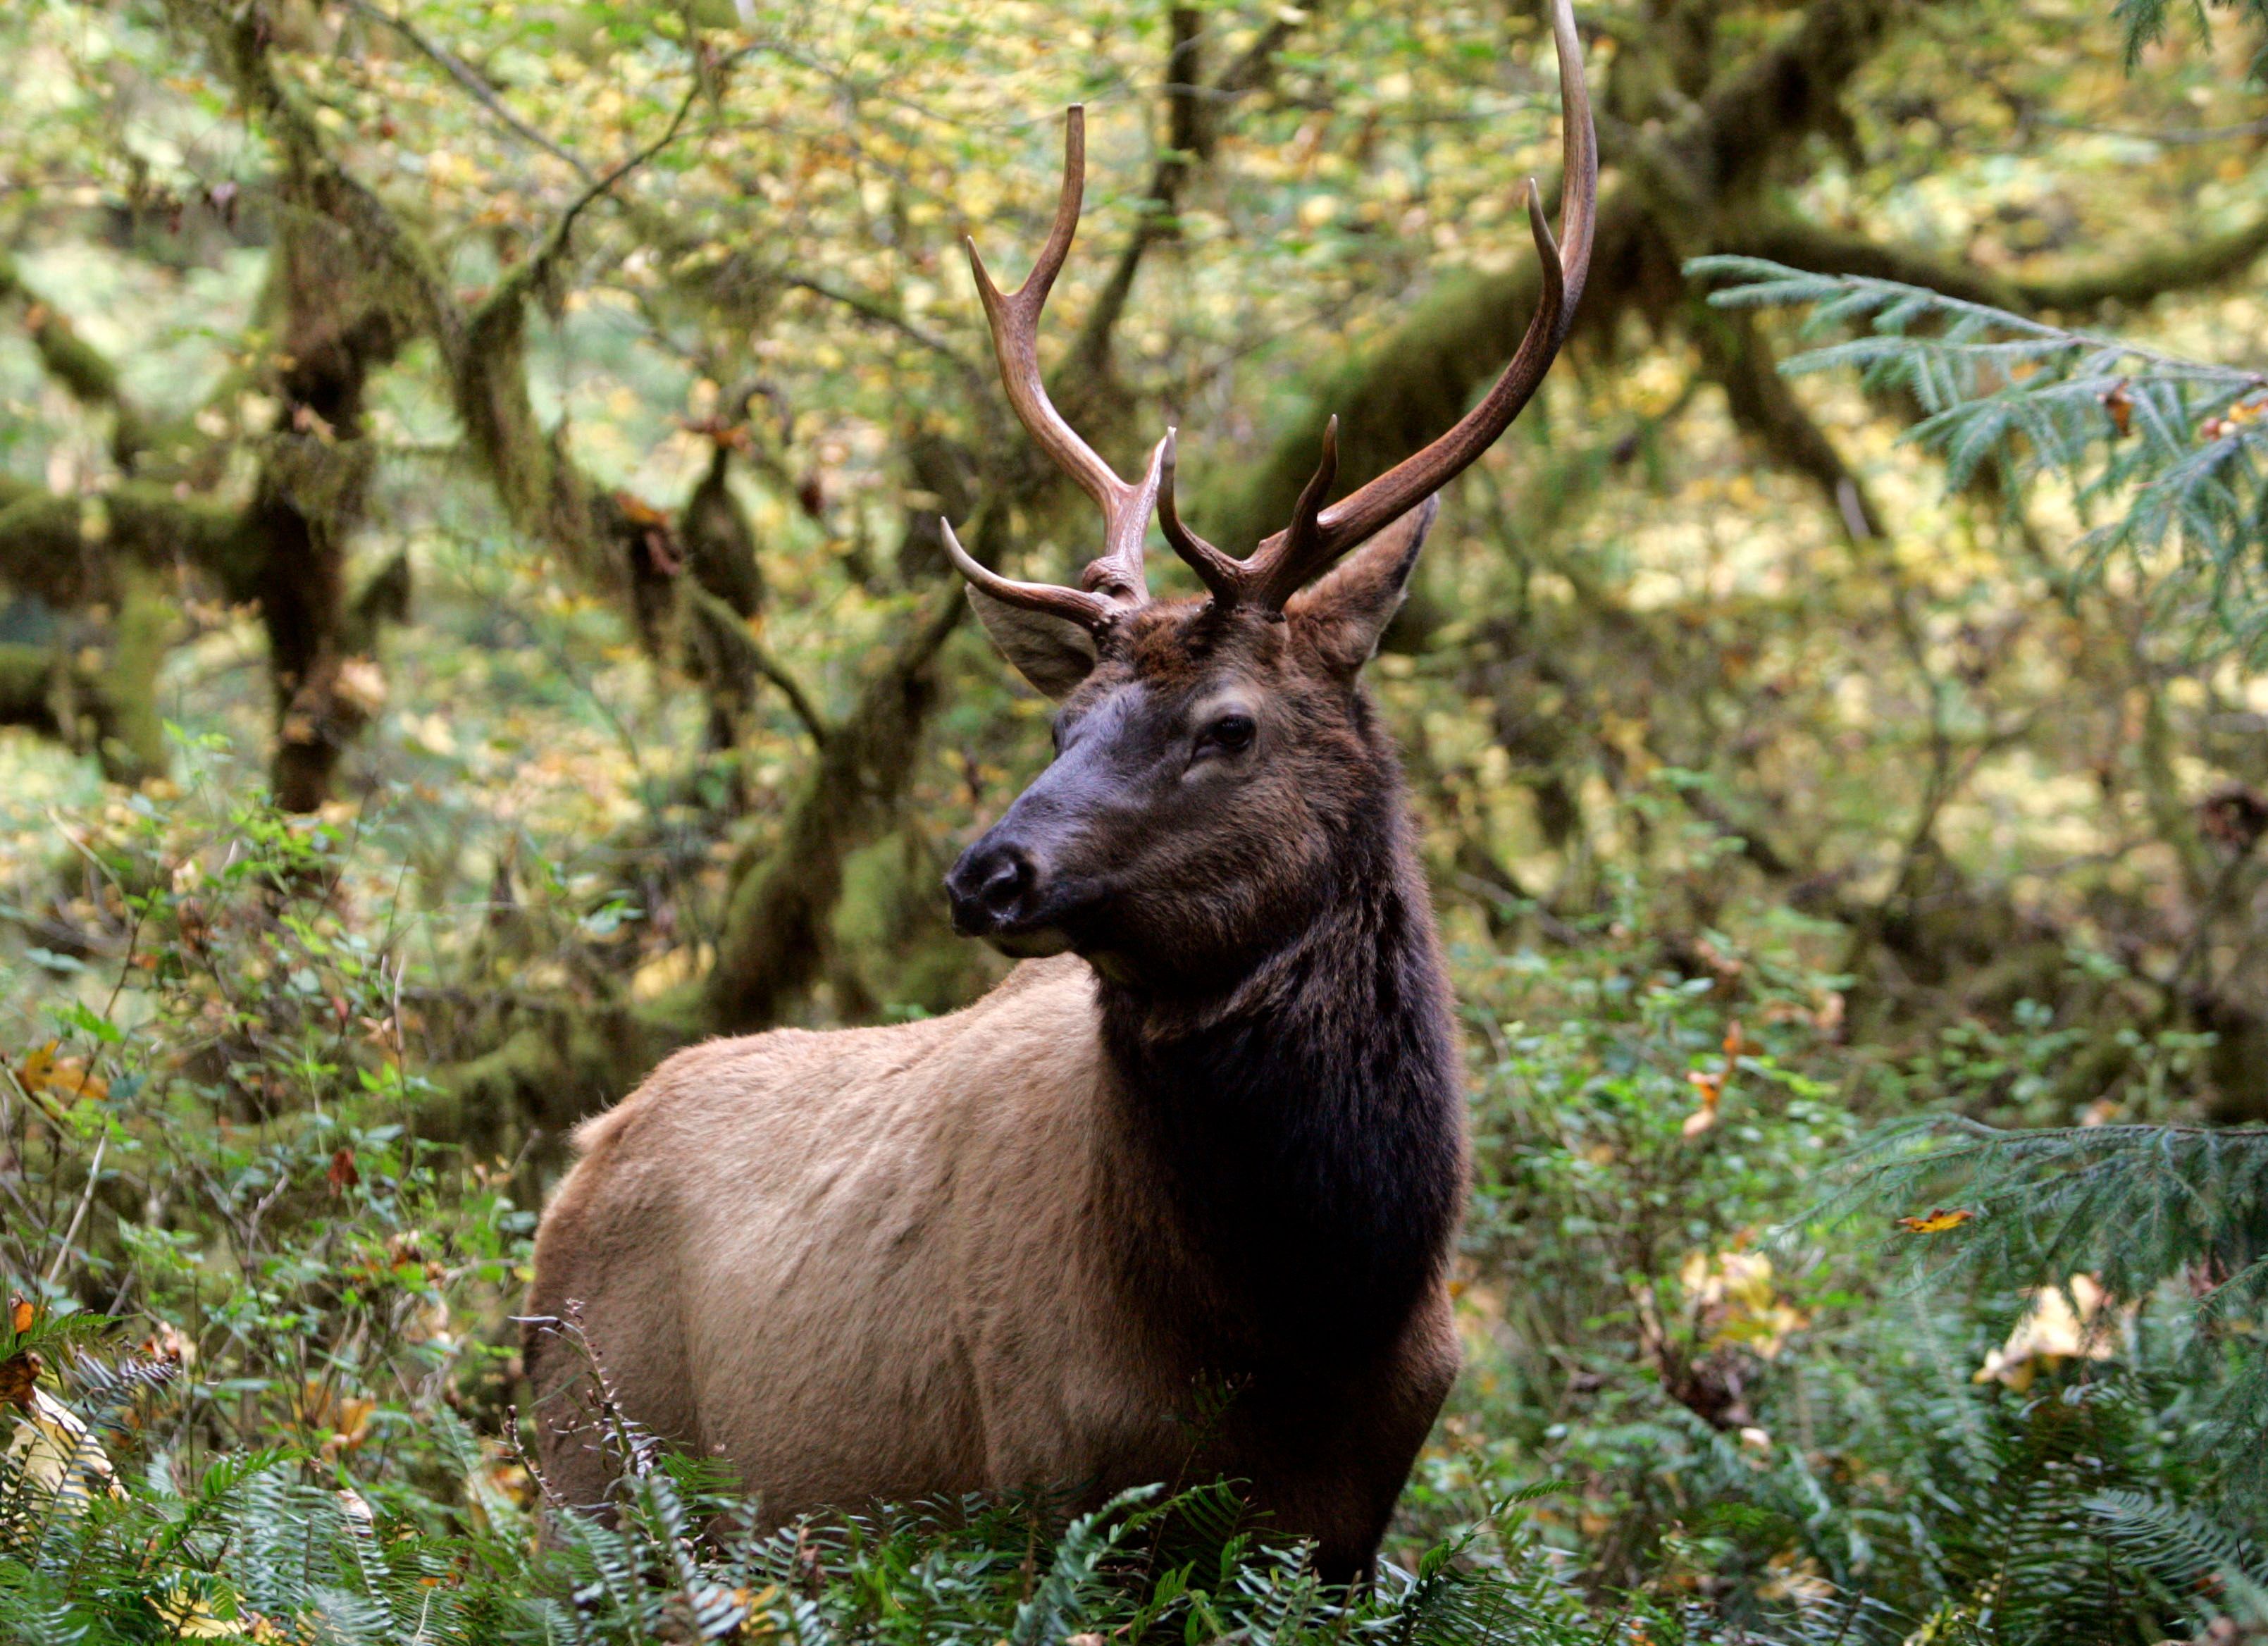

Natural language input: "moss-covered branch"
[1729,209,2268,314]
[684,587,827,749]
[703,588,965,1031]
[0,217,411,802]
[1671,0,1915,202]
[1213,0,1928,547]
[0,254,151,467]
[429,584,967,1141]
[1204,194,1647,552]
[420,996,702,1156]
[0,484,253,608]
[2022,205,2268,308]
[1687,298,1883,536]
[1720,219,2021,308]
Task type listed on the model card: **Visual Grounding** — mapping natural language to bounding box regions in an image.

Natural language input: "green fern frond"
[2091,1489,2268,1626]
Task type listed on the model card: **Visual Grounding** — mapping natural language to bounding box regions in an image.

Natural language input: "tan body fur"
[526,955,1459,1569]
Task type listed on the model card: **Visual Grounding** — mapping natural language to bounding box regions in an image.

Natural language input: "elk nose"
[946,842,1036,934]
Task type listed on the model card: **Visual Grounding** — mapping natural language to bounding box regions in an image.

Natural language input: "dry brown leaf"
[1976,1275,2128,1390]
[2100,380,2133,438]
[0,1351,39,1409]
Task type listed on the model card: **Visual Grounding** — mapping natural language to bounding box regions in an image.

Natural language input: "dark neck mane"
[1090,794,1464,1374]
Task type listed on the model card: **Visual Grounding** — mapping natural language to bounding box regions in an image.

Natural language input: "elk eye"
[1201,712,1257,754]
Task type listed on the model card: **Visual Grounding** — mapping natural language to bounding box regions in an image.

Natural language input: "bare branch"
[782,276,979,376]
[340,0,596,180]
[0,254,152,464]
[500,75,705,304]
[704,588,965,1032]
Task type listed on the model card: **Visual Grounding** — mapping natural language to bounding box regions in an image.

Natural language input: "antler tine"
[940,516,1120,632]
[1301,0,1594,565]
[1250,415,1341,610]
[1159,0,1595,612]
[1156,429,1245,604]
[1084,434,1169,604]
[963,105,1156,610]
[1542,0,1597,340]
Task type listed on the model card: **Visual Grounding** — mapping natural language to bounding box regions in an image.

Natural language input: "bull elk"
[526,1,1594,1582]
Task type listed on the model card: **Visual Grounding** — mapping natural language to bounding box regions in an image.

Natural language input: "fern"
[1803,1118,2268,1514]
[1822,1120,2268,1304]
[2091,1488,2268,1628]
[1005,1485,1157,1645]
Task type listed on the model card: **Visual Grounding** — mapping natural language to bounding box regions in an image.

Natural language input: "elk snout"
[946,838,1042,937]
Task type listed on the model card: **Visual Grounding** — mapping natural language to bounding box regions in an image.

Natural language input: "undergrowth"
[1,771,2262,1642]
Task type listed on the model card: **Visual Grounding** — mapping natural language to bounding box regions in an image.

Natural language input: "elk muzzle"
[946,837,1036,932]
[946,698,1156,957]
[945,829,1079,956]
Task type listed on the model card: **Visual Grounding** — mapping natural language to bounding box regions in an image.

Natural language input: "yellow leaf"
[1681,1250,1807,1359]
[16,1041,55,1092]
[1895,1208,1975,1234]
[296,1381,375,1456]
[11,1042,105,1101]
[148,1578,294,1640]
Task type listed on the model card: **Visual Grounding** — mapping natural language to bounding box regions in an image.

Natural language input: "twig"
[746,637,831,750]
[2038,111,2268,145]
[685,586,831,748]
[1451,868,1582,945]
[483,57,714,321]
[42,1131,108,1292]
[340,0,595,180]
[781,276,977,376]
[542,77,705,266]
[1069,10,1305,378]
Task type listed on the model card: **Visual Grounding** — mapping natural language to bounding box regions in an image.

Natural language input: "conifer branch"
[1692,255,2268,648]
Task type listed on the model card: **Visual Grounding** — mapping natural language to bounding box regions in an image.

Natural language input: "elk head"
[944,0,1595,988]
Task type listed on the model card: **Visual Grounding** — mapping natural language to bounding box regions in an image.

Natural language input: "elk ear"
[1285,494,1439,676]
[967,585,1100,700]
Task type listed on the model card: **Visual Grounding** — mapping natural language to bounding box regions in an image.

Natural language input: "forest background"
[3,0,2268,1639]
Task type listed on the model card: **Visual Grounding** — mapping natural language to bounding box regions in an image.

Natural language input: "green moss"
[0,491,95,605]
[828,832,992,1020]
[94,563,175,784]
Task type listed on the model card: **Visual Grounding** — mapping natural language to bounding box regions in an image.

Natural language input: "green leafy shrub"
[4,772,2262,1645]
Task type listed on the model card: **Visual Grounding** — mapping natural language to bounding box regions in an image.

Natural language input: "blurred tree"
[3,0,2264,1131]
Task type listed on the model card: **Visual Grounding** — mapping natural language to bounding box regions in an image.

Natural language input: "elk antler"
[1158,0,1597,614]
[941,106,1170,635]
